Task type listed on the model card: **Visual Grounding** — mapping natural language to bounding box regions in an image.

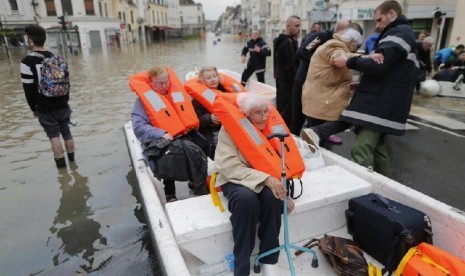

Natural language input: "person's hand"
[333,54,348,68]
[32,111,38,117]
[253,44,261,52]
[264,176,287,200]
[287,197,295,214]
[368,53,384,64]
[241,56,247,64]
[211,114,220,125]
[162,133,173,140]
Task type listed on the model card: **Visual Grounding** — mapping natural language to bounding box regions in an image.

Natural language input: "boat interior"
[123,121,465,275]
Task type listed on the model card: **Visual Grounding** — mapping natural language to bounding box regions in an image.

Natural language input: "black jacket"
[20,51,69,113]
[340,15,419,136]
[295,30,334,82]
[416,41,432,73]
[273,34,299,80]
[241,37,271,71]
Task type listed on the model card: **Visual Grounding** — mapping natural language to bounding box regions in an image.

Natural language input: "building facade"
[179,1,204,36]
[0,0,188,50]
[236,0,462,52]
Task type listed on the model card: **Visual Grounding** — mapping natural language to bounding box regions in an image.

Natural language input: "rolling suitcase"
[345,193,433,274]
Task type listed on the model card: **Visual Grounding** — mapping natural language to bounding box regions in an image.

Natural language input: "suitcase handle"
[371,194,401,214]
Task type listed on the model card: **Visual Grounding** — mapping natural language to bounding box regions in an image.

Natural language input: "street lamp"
[433,7,446,53]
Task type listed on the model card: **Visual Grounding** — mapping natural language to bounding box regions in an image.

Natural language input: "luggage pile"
[298,192,465,275]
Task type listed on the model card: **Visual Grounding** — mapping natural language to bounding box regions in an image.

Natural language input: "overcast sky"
[195,0,238,21]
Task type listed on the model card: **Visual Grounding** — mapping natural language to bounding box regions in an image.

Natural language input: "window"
[98,1,102,16]
[104,3,107,17]
[84,0,95,15]
[61,0,73,16]
[130,11,134,24]
[45,0,57,16]
[8,0,18,12]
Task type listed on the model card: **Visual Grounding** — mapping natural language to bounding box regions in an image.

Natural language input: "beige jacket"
[214,127,269,192]
[301,34,354,121]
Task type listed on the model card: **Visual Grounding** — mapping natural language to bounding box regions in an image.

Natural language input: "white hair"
[236,93,270,117]
[423,36,434,45]
[341,28,363,46]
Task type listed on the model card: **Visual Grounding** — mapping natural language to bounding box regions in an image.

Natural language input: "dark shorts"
[38,107,73,139]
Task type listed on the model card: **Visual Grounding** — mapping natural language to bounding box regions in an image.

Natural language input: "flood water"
[0,33,272,275]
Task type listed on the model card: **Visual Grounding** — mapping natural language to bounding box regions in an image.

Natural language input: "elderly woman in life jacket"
[214,93,295,276]
[189,67,224,159]
[186,66,246,159]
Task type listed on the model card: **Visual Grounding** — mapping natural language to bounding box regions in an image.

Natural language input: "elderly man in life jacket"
[129,66,209,203]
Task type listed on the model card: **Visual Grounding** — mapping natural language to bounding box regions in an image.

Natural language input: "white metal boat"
[123,71,465,275]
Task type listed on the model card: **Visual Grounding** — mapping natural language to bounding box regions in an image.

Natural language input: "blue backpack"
[30,52,70,97]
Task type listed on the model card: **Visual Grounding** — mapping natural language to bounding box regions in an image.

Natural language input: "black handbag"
[145,138,190,181]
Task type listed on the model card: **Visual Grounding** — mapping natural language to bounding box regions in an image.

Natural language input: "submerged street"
[1,33,465,275]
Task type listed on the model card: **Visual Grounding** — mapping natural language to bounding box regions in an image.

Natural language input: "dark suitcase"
[345,193,433,273]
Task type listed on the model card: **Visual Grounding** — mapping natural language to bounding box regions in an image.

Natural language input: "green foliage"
[182,34,201,40]
[0,28,15,37]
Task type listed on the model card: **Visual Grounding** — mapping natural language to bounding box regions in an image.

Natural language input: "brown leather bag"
[296,235,369,276]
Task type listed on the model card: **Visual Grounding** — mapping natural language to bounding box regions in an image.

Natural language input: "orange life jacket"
[184,72,246,113]
[213,94,304,180]
[395,243,465,276]
[128,67,199,136]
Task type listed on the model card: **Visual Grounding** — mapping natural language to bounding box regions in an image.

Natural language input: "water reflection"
[49,164,107,272]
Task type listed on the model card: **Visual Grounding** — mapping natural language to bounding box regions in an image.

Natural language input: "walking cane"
[253,132,318,275]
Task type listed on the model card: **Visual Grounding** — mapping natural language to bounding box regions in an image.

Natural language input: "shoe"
[300,128,320,148]
[165,194,177,203]
[187,181,195,190]
[262,263,279,276]
[327,135,343,145]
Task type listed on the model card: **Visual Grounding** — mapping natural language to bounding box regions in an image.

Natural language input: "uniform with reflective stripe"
[213,94,304,180]
[184,72,246,113]
[341,15,418,136]
[128,67,199,136]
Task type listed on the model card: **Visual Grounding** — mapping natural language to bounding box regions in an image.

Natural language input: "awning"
[151,26,172,31]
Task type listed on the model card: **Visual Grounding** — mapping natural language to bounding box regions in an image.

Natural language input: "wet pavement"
[327,94,465,211]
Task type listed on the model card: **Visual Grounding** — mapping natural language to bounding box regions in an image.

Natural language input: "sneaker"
[165,195,178,203]
[300,128,320,148]
[262,264,279,276]
[327,135,343,145]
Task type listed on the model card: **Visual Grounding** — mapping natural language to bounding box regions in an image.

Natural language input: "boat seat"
[165,165,372,264]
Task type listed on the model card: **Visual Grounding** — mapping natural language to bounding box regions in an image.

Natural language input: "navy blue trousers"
[241,66,265,84]
[221,182,282,275]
